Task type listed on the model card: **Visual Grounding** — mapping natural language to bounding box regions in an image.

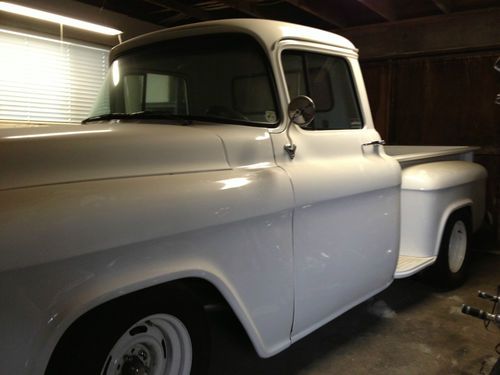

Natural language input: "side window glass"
[281,53,307,98]
[282,51,363,130]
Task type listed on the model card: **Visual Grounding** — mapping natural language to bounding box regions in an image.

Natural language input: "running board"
[394,255,436,279]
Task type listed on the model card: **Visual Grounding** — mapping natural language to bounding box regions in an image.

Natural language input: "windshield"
[89,33,279,126]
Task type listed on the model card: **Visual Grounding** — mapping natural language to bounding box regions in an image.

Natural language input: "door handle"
[362,140,386,147]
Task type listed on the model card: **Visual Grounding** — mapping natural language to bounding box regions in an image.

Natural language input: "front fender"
[0,167,294,374]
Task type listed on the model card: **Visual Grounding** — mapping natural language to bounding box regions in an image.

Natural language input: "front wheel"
[425,211,471,290]
[102,313,193,375]
[46,287,210,375]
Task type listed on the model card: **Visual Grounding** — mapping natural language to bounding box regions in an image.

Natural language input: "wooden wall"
[362,51,500,244]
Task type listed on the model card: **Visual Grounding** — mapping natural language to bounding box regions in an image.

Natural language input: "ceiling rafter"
[219,0,266,18]
[356,0,397,21]
[144,0,215,20]
[338,7,500,59]
[285,0,347,28]
[196,1,228,11]
[158,13,188,26]
[431,0,453,14]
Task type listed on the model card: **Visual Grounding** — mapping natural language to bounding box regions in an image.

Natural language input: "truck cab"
[90,19,403,340]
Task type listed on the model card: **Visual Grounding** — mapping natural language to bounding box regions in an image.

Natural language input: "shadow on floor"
[207,251,500,375]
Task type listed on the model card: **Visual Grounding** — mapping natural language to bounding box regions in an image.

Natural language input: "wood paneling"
[356,0,398,21]
[362,51,500,243]
[391,54,500,146]
[362,62,393,140]
[339,8,500,59]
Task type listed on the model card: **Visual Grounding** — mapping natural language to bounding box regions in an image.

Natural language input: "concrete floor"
[207,251,500,375]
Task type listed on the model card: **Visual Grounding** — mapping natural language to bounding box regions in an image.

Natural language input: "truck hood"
[0,122,230,190]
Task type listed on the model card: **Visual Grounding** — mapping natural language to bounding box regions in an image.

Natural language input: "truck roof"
[110,19,357,61]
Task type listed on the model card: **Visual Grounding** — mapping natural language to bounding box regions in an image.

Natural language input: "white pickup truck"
[0,19,487,375]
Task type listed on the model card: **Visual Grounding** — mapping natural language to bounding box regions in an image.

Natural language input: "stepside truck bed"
[386,145,486,278]
[384,145,478,168]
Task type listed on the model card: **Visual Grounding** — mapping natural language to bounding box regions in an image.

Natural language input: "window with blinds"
[0,28,109,124]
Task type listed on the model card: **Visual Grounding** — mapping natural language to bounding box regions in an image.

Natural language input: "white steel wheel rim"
[101,313,192,375]
[448,220,467,273]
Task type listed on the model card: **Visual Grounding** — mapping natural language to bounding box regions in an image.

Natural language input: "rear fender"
[399,161,486,258]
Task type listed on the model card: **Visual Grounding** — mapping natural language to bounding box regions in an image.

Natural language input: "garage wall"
[362,51,500,244]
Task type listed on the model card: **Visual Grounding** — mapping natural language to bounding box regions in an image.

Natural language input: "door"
[274,46,402,339]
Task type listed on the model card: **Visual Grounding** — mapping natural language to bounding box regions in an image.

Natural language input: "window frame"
[277,42,366,132]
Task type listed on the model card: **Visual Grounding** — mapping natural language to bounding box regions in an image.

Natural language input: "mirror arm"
[284,120,297,159]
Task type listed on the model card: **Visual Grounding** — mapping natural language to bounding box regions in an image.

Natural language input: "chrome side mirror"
[284,96,316,160]
[288,95,316,128]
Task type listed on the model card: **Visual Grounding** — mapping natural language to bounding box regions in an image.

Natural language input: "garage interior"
[1,1,499,374]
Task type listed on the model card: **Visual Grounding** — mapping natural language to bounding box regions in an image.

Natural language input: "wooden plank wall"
[362,51,500,245]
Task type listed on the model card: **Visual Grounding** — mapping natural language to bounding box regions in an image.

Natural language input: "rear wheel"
[46,287,209,375]
[447,219,468,274]
[425,211,471,290]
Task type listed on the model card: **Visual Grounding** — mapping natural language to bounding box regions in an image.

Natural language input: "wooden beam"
[144,0,215,20]
[285,0,347,28]
[431,0,453,14]
[219,0,266,18]
[337,8,500,59]
[356,0,397,21]
[158,13,188,26]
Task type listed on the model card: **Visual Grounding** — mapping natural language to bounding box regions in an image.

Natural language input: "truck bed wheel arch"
[424,207,473,289]
[434,201,472,257]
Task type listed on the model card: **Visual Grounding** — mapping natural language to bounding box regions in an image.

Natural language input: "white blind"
[0,28,109,124]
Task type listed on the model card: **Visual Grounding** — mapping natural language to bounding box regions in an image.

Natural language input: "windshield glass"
[89,33,279,126]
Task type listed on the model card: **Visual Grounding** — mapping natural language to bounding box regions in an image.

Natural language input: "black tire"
[424,210,471,290]
[46,285,210,375]
[491,357,500,375]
